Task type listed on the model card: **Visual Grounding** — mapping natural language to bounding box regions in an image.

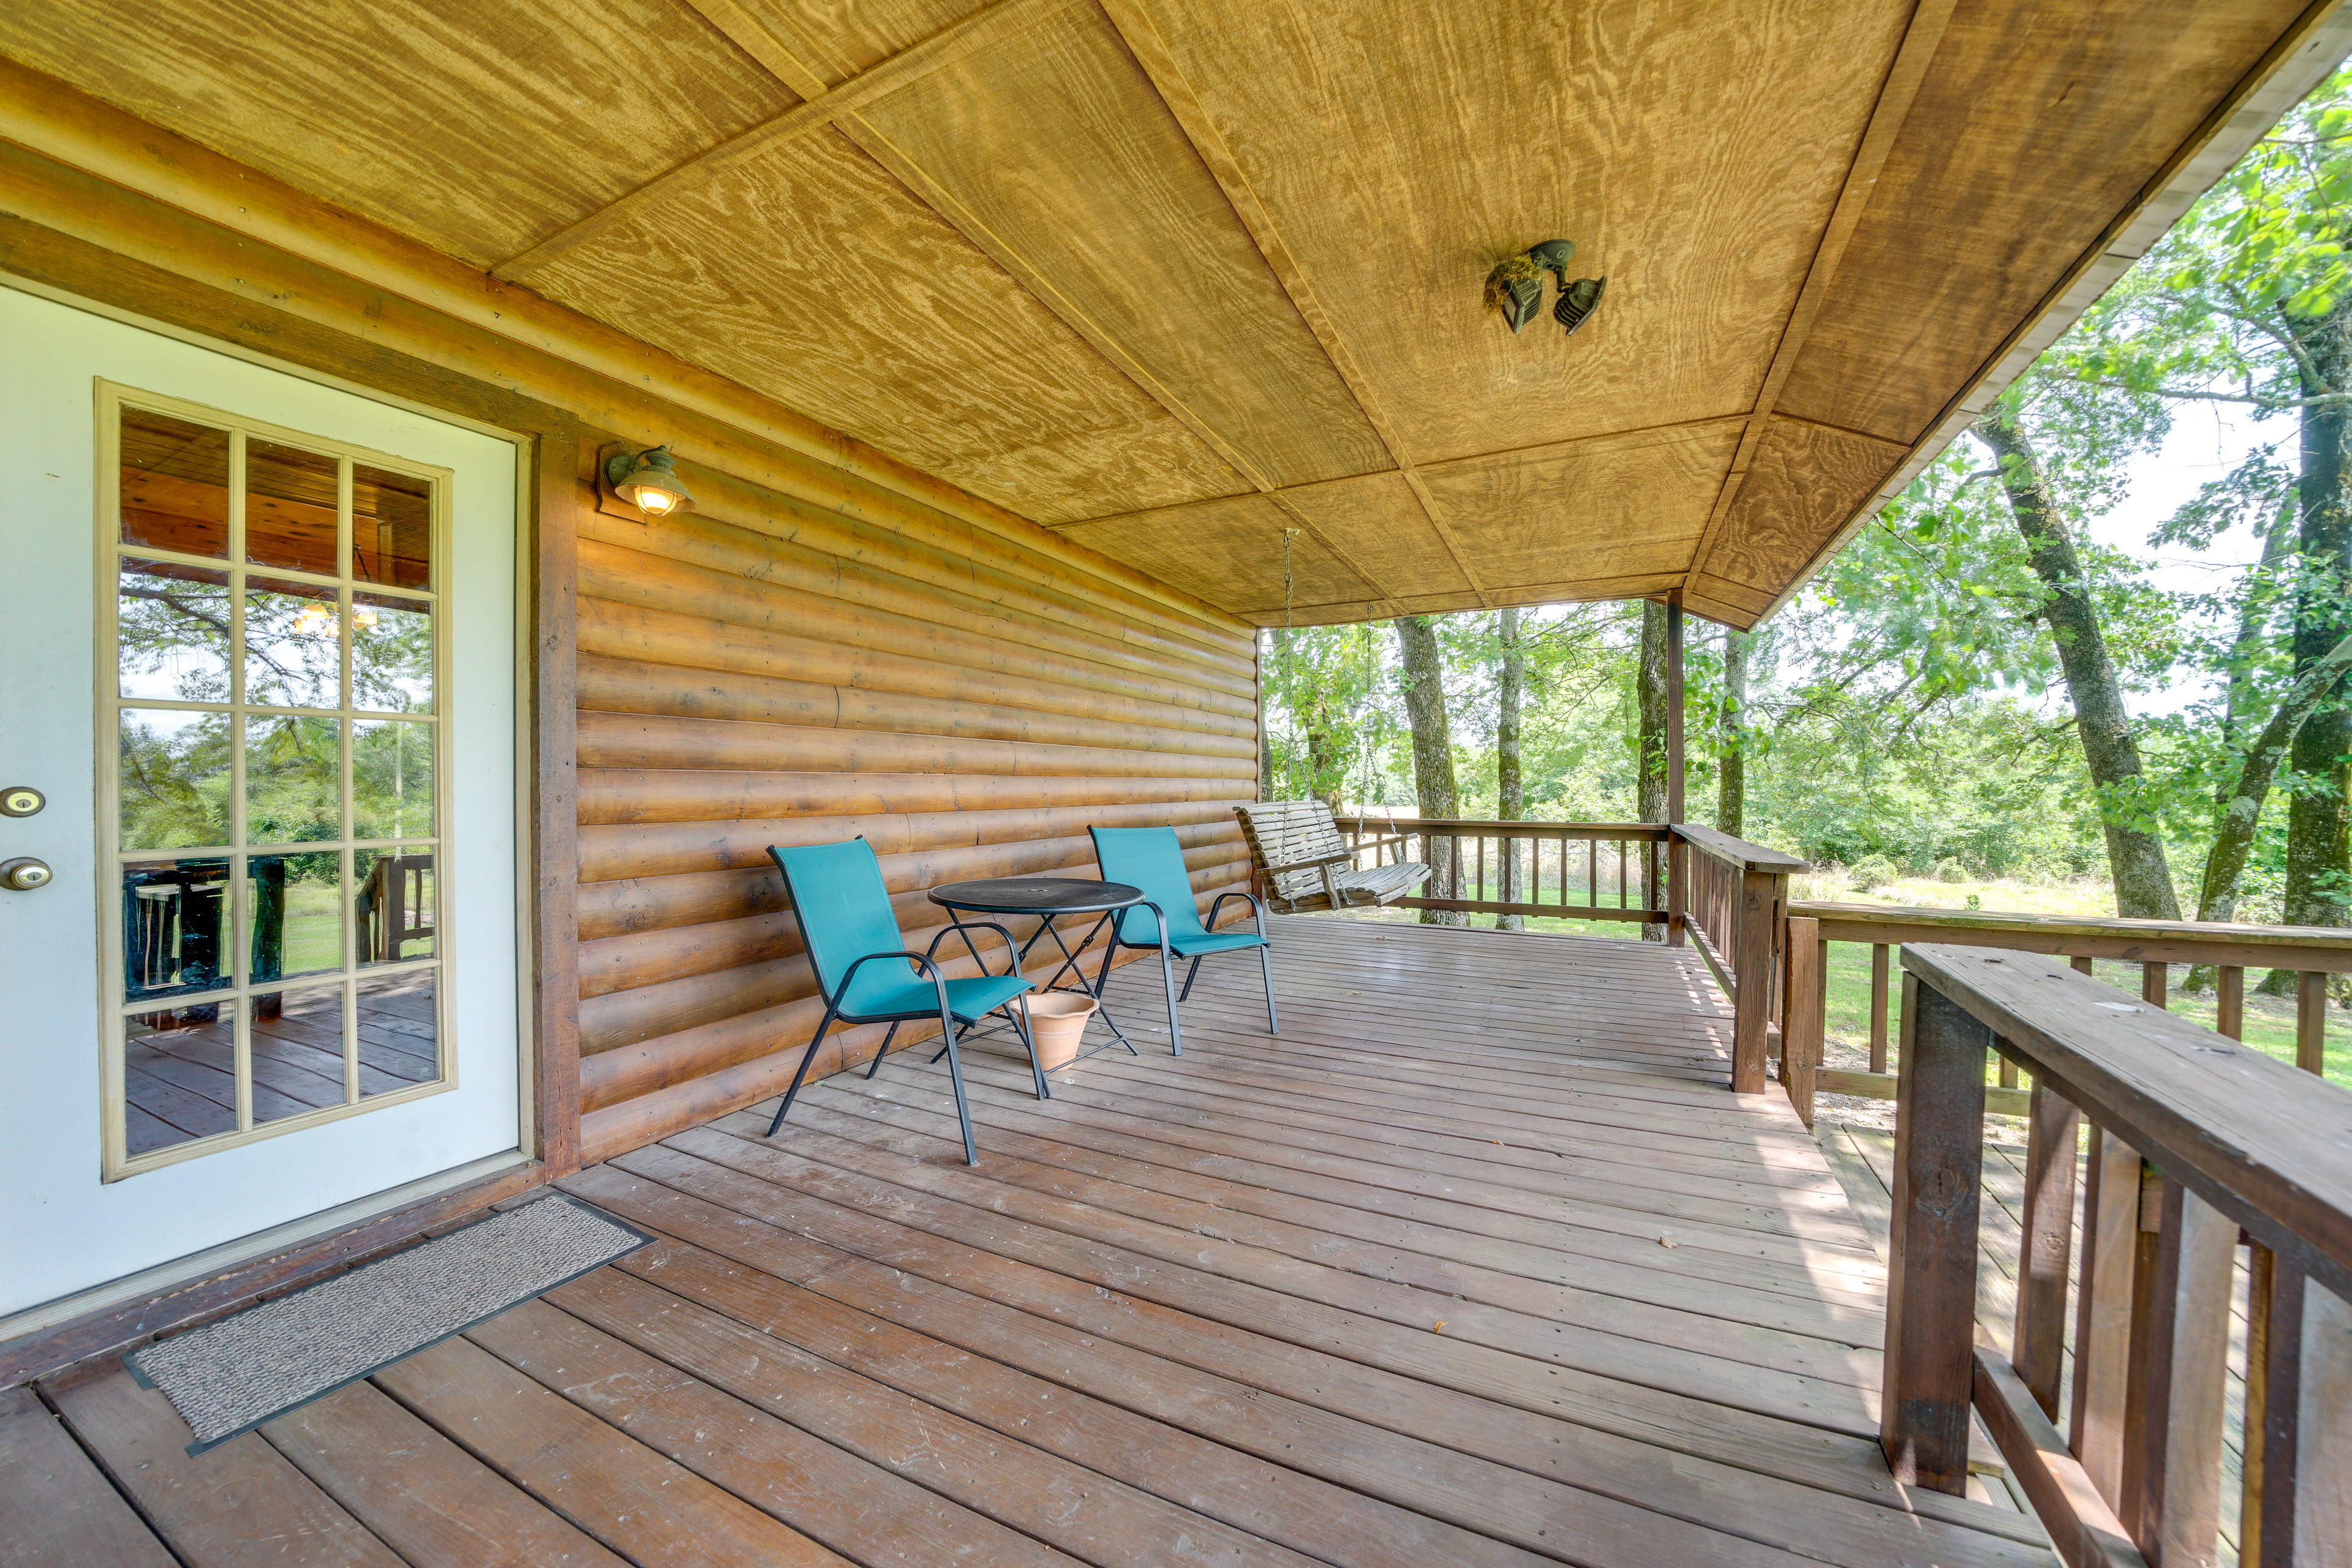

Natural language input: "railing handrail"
[1795,899,2352,971]
[1331,815,1672,839]
[1887,942,2352,1563]
[1907,943,2352,1300]
[1670,822,1810,875]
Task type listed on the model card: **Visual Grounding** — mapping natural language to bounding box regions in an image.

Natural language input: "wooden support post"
[1665,592,1685,827]
[2119,1180,2236,1562]
[2219,968,2244,1042]
[1782,916,1823,1126]
[529,431,586,1178]
[1880,974,1989,1494]
[2073,1125,2143,1503]
[1870,943,1891,1074]
[1732,868,1777,1094]
[2142,962,2167,1009]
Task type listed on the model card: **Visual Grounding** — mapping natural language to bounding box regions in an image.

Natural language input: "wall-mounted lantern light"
[1485,239,1605,339]
[602,443,695,519]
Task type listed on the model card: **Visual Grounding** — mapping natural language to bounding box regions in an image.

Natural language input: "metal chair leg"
[1259,944,1280,1035]
[934,1003,979,1166]
[929,1018,973,1065]
[865,1019,900,1078]
[1009,995,1050,1101]
[1158,942,1185,1056]
[767,1001,839,1136]
[1177,954,1204,1002]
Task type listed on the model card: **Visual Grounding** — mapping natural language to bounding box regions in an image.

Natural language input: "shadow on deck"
[11,916,2058,1567]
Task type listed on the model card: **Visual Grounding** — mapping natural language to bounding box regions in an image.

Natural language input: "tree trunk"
[1719,627,1749,837]
[2277,297,2352,963]
[1256,633,1275,801]
[1496,607,1526,930]
[1393,615,1464,927]
[2218,508,2296,796]
[1974,405,2181,920]
[2198,628,2352,924]
[1304,714,1345,813]
[1637,600,1670,940]
[2182,514,2293,992]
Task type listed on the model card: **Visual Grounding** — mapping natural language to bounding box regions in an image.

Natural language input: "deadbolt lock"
[0,786,42,818]
[1,857,52,891]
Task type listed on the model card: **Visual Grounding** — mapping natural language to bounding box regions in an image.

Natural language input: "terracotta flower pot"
[1023,991,1098,1069]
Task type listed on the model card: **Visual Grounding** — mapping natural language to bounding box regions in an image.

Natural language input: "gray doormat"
[127,1195,649,1453]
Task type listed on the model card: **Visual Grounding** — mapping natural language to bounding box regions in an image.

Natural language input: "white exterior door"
[0,284,525,1328]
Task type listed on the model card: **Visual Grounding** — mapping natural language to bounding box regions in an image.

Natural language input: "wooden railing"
[1332,816,1671,925]
[1673,824,1809,1096]
[1330,815,1806,1096]
[1886,943,2351,1567]
[1785,902,2352,1126]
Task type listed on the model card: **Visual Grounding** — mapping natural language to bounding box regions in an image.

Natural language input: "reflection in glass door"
[102,387,450,1177]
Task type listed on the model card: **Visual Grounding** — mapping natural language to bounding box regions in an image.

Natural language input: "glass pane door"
[105,391,447,1176]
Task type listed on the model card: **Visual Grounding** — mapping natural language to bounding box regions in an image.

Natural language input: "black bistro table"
[928,876,1146,1061]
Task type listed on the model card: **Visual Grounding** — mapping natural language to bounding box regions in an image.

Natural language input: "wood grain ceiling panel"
[1773,0,2305,446]
[710,0,995,85]
[1417,420,1744,592]
[1272,471,1473,598]
[1057,493,1378,615]
[0,0,798,267]
[1705,417,1905,596]
[853,5,1390,490]
[530,126,1246,524]
[1122,0,1911,467]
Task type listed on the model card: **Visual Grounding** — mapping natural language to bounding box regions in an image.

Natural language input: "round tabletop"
[927,876,1144,915]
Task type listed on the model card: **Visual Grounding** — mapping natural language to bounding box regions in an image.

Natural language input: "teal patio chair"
[1088,825,1278,1057]
[764,837,1046,1166]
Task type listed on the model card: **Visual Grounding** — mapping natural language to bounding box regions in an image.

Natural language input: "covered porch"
[10,916,2060,1568]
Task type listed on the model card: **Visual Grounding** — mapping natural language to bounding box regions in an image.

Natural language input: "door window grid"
[101,387,449,1178]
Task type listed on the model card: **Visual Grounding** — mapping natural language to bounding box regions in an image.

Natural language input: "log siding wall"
[569,454,1259,1163]
[0,89,1259,1172]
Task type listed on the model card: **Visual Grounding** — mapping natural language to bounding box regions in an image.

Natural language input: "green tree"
[2062,69,2352,957]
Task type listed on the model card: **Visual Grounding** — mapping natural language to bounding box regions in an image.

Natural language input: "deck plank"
[0,1385,176,1568]
[371,1334,850,1568]
[462,1299,1097,1567]
[259,1381,627,1568]
[46,1365,404,1568]
[11,918,2059,1568]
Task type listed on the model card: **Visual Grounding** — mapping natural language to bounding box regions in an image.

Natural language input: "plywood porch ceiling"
[0,0,2324,627]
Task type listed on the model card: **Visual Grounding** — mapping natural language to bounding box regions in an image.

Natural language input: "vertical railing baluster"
[2297,971,2326,1074]
[2015,1074,2079,1419]
[2117,1178,2234,1556]
[2072,1123,2141,1503]
[1880,973,1989,1493]
[2218,967,2244,1041]
[1870,944,1891,1075]
[2141,961,2167,1008]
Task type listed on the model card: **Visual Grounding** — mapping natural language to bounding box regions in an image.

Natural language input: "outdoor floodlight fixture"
[603,443,696,518]
[1485,239,1606,339]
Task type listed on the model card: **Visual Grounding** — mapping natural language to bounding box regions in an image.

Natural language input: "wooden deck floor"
[10,918,2057,1567]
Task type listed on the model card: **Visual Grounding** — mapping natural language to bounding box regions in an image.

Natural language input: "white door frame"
[0,279,539,1335]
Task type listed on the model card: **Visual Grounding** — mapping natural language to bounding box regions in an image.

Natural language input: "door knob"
[1,858,52,891]
[1,786,42,817]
